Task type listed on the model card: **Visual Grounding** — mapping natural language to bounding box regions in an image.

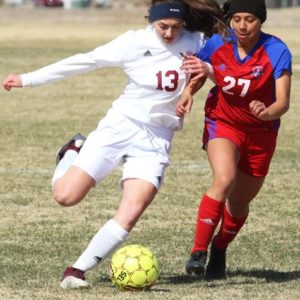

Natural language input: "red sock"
[191,194,225,253]
[213,205,248,250]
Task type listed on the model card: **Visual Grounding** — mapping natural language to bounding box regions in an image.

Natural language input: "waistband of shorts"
[205,117,278,135]
[109,108,174,140]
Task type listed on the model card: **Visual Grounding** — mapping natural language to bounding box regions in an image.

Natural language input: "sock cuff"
[105,219,129,241]
[51,150,78,188]
[201,194,225,212]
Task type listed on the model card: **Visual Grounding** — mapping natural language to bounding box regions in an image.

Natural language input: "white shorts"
[73,109,173,190]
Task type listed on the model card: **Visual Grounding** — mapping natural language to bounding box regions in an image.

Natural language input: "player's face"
[153,19,184,44]
[231,13,262,48]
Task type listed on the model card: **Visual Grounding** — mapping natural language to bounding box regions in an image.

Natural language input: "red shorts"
[203,118,277,177]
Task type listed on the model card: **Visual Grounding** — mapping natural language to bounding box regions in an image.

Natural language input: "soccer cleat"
[56,133,86,165]
[205,241,227,280]
[60,267,91,289]
[185,250,207,275]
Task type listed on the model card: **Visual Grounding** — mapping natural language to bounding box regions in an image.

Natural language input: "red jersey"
[198,32,292,132]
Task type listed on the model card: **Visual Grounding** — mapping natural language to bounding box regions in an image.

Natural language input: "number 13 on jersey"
[156,70,179,92]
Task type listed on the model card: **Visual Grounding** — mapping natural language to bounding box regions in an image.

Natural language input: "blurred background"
[0,0,300,10]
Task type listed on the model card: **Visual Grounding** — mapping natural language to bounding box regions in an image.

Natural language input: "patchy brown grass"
[0,6,299,300]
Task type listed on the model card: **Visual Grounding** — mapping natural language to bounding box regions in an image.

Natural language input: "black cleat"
[205,242,227,280]
[185,250,207,275]
[56,133,86,165]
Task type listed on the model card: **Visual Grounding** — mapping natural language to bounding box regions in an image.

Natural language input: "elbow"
[286,100,290,111]
[283,101,290,115]
[276,97,290,118]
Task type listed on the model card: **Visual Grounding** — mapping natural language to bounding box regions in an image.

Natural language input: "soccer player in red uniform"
[177,0,292,279]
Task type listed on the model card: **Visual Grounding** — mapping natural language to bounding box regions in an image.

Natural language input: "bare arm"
[176,75,206,117]
[176,54,210,117]
[249,71,291,121]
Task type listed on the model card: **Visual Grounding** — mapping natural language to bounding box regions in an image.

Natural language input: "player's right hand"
[2,74,22,91]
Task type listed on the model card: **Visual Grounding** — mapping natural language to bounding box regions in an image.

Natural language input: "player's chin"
[163,36,179,45]
[163,39,174,44]
[236,33,251,43]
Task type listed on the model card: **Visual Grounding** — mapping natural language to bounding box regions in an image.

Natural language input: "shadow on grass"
[158,268,300,286]
[228,268,300,282]
[159,273,205,285]
[97,269,299,294]
[99,275,171,292]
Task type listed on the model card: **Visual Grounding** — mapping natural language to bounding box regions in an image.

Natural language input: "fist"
[2,74,22,91]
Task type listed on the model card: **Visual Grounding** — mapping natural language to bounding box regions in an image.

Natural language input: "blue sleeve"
[197,34,224,63]
[273,47,292,79]
[264,36,292,79]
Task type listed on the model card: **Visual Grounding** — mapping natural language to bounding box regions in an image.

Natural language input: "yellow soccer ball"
[110,244,159,290]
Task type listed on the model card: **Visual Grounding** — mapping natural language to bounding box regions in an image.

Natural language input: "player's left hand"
[249,100,270,121]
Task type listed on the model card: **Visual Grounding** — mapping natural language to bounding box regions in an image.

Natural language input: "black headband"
[230,0,267,23]
[148,2,187,23]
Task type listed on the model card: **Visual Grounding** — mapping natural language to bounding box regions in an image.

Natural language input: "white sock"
[52,150,78,188]
[72,219,129,272]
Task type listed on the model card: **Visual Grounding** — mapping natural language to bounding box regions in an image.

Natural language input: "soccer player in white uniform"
[3,0,226,289]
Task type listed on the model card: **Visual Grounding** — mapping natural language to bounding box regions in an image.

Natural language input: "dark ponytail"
[147,0,229,38]
[222,0,232,24]
[183,0,228,37]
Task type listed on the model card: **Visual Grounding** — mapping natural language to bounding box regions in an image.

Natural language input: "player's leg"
[69,178,157,269]
[186,137,240,275]
[206,171,265,279]
[219,170,265,245]
[59,164,123,289]
[227,170,265,217]
[53,166,95,207]
[52,133,95,207]
[114,178,157,231]
[52,134,97,288]
[59,159,122,289]
[58,131,124,289]
[60,116,170,289]
[61,180,158,289]
[53,110,127,207]
[206,130,276,279]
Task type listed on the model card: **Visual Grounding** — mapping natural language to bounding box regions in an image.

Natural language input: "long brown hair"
[184,0,228,37]
[149,0,228,37]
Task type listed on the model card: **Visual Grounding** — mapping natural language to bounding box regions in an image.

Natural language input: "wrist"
[204,62,213,77]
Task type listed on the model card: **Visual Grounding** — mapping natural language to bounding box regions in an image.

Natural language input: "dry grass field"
[0,5,299,300]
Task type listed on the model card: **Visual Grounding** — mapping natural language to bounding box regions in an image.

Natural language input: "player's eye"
[245,16,258,23]
[159,24,168,30]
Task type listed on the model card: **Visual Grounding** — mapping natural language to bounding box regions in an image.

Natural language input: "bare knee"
[210,173,236,199]
[53,186,81,207]
[52,171,94,207]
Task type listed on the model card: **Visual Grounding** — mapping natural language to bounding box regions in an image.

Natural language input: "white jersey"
[21,26,205,130]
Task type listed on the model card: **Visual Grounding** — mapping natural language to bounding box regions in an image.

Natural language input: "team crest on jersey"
[252,66,263,78]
